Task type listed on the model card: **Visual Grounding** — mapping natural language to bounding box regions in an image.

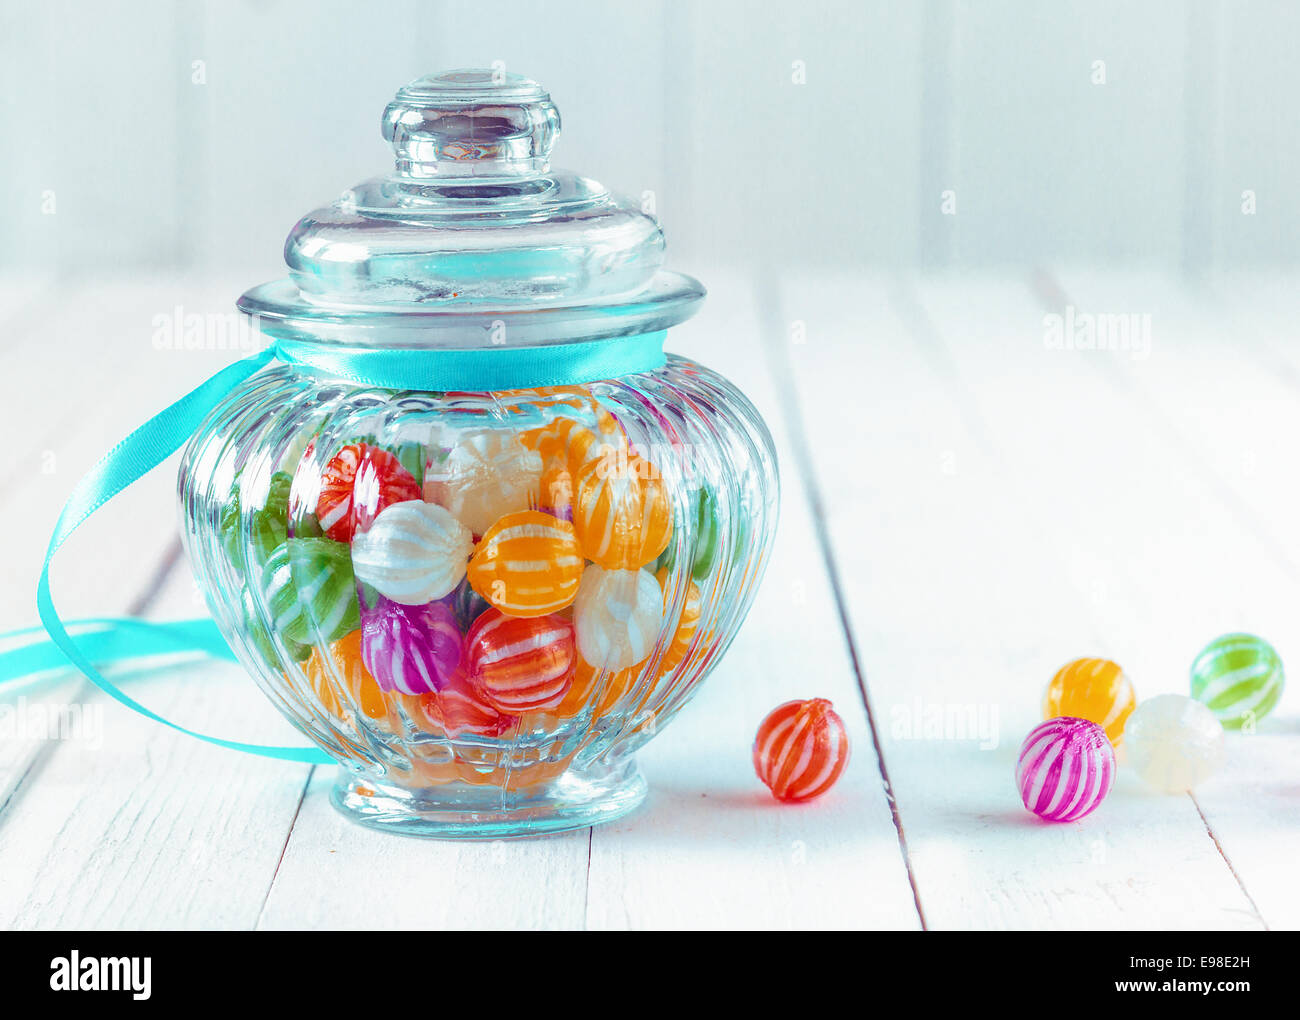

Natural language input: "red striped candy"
[315,443,421,542]
[753,699,850,803]
[419,668,517,739]
[1016,717,1115,822]
[465,609,575,713]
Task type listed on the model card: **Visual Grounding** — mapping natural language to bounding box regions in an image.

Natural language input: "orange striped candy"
[656,569,701,673]
[521,414,627,520]
[526,418,586,518]
[571,443,672,569]
[465,609,576,713]
[520,416,586,465]
[551,656,638,719]
[1043,657,1136,746]
[467,510,584,617]
[753,699,850,803]
[498,387,600,417]
[305,630,388,721]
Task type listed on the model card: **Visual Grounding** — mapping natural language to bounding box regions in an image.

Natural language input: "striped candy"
[553,573,702,720]
[652,487,720,581]
[573,565,664,671]
[261,538,360,646]
[520,415,587,467]
[360,594,462,695]
[467,510,584,617]
[1043,657,1136,746]
[221,470,292,569]
[418,668,517,738]
[305,630,388,721]
[753,699,850,803]
[423,429,542,537]
[553,657,641,719]
[465,609,575,713]
[522,417,586,521]
[537,461,576,522]
[521,412,623,466]
[656,569,701,673]
[243,586,310,666]
[1016,717,1115,822]
[1190,633,1285,730]
[315,442,422,543]
[521,413,626,524]
[571,441,673,570]
[351,499,473,605]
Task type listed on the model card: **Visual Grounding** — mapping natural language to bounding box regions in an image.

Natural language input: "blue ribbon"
[9,331,667,763]
[275,331,666,392]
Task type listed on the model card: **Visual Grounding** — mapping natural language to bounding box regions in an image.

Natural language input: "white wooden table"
[1,268,1296,930]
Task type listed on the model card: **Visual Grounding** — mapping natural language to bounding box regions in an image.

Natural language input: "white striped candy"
[350,500,473,605]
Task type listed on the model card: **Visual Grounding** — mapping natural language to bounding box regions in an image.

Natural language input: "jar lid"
[238,70,704,349]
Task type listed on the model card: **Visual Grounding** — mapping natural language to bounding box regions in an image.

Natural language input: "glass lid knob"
[381,68,560,179]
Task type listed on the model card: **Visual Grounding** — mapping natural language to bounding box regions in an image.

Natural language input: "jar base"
[329,757,647,839]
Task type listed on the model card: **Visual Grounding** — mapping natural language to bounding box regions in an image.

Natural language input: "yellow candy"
[1043,657,1136,746]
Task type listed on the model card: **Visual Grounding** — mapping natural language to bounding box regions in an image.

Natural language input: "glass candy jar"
[178,71,779,837]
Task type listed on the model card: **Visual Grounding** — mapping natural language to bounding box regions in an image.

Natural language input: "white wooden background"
[1,266,1297,930]
[3,0,1299,932]
[4,0,1300,279]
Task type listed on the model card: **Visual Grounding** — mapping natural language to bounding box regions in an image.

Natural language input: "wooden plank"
[778,271,1261,929]
[583,271,920,930]
[937,1,1188,266]
[0,277,313,929]
[0,561,318,930]
[0,279,188,850]
[257,773,590,931]
[1053,268,1300,578]
[0,2,184,271]
[1047,267,1300,929]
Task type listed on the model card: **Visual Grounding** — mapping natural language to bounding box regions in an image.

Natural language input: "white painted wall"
[1,0,1295,280]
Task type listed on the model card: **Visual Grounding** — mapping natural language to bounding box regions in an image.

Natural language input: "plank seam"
[1191,794,1269,931]
[254,764,316,932]
[582,826,593,931]
[755,268,928,930]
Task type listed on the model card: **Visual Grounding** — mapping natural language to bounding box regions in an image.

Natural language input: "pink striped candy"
[1016,717,1115,822]
[753,699,850,803]
[360,594,462,696]
[464,609,575,713]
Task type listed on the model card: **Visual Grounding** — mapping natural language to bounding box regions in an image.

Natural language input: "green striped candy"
[221,471,293,568]
[654,486,721,580]
[242,587,311,668]
[1190,633,1284,730]
[261,537,360,646]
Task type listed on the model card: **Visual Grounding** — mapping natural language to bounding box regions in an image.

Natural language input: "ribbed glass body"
[178,355,778,836]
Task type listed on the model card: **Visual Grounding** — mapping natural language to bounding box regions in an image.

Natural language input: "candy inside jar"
[179,70,779,837]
